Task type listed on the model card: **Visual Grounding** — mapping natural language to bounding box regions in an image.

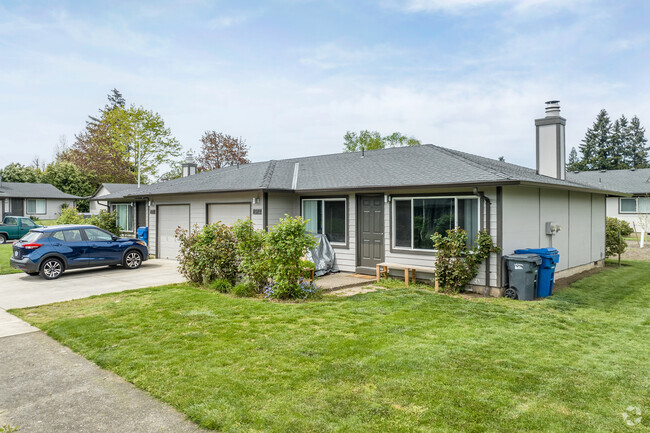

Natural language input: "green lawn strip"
[0,244,20,275]
[12,264,650,432]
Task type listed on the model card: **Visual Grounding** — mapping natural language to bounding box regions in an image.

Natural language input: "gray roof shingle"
[106,145,620,199]
[0,182,81,199]
[567,168,650,194]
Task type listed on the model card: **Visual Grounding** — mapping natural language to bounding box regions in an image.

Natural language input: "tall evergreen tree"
[625,115,649,168]
[609,118,627,169]
[567,147,581,171]
[579,109,612,170]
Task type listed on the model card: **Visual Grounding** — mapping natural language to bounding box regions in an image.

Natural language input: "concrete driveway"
[0,259,184,310]
[0,259,205,432]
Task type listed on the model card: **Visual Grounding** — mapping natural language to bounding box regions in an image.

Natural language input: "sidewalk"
[0,330,206,432]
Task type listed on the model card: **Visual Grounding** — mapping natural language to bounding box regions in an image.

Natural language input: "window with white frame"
[302,198,346,244]
[620,197,650,214]
[112,203,133,232]
[393,196,479,250]
[26,199,46,214]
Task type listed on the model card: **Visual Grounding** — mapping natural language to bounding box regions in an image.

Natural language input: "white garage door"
[157,205,190,259]
[207,203,251,226]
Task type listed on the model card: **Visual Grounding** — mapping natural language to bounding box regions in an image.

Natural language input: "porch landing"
[315,272,375,292]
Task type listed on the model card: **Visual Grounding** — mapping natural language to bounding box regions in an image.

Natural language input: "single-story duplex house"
[89,183,144,234]
[0,180,80,220]
[568,168,650,231]
[98,102,619,295]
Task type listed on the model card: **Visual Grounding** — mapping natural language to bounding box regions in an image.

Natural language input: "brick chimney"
[535,100,566,180]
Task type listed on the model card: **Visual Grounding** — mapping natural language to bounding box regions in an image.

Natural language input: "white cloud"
[386,0,590,13]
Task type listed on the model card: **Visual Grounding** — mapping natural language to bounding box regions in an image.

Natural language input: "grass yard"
[14,263,650,432]
[0,244,20,275]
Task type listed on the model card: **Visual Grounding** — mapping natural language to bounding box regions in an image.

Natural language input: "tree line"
[568,109,648,171]
[0,89,250,211]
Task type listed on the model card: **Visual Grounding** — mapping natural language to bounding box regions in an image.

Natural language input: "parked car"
[0,216,43,244]
[9,224,148,279]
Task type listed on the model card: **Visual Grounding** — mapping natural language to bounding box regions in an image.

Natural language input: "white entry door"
[157,204,190,259]
[207,203,251,226]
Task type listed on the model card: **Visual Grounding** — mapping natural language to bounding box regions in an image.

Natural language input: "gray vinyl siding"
[502,186,606,273]
[23,198,74,220]
[89,186,110,215]
[266,193,299,228]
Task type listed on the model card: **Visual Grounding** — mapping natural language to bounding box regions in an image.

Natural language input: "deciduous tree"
[343,130,421,152]
[0,163,42,183]
[196,131,250,171]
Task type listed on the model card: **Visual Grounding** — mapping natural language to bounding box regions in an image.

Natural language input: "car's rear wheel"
[123,250,142,269]
[0,234,6,244]
[40,258,63,280]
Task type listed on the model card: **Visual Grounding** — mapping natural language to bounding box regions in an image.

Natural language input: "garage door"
[207,203,251,226]
[157,204,190,259]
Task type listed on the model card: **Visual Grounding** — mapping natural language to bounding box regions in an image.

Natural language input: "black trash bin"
[504,254,542,301]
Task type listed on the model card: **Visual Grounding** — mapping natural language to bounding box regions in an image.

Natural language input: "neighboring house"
[89,183,144,234]
[0,180,80,220]
[98,102,619,295]
[89,183,147,234]
[568,168,650,231]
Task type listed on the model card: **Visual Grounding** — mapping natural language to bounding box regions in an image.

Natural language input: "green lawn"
[13,263,650,432]
[0,244,20,275]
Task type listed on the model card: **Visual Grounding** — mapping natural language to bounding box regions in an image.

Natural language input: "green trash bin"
[504,254,542,301]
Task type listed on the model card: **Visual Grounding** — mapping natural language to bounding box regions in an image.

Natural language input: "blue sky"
[1,0,648,170]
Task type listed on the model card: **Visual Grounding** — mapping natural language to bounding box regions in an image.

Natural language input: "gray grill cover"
[306,234,339,276]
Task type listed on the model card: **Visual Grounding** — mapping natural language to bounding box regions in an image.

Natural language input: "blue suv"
[10,225,149,280]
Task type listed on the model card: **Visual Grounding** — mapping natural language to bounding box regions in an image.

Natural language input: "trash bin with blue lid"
[514,248,559,298]
[504,254,542,301]
[136,226,149,245]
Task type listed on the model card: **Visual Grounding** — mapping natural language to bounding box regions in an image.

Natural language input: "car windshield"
[19,231,44,243]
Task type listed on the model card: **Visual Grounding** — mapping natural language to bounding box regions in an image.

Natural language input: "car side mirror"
[112,235,118,241]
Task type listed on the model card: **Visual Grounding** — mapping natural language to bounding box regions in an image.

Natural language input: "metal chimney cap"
[184,151,195,164]
[544,100,561,117]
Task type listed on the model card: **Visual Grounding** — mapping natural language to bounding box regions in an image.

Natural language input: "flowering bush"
[264,278,319,300]
[89,210,120,236]
[265,215,317,299]
[431,228,499,294]
[175,223,238,285]
[232,218,270,292]
[55,207,85,225]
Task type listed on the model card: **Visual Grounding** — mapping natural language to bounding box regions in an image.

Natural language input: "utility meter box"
[545,221,561,235]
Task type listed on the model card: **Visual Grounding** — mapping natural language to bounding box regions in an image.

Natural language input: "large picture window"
[113,203,133,232]
[26,199,46,214]
[302,198,346,244]
[393,196,479,250]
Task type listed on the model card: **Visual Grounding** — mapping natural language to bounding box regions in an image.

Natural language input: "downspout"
[473,187,491,297]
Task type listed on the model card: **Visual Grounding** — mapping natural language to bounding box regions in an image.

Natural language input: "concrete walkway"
[315,272,376,292]
[0,333,205,432]
[0,259,204,432]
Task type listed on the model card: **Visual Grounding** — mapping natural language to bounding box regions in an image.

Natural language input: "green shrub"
[55,207,85,225]
[232,280,257,297]
[175,223,238,285]
[207,278,233,293]
[232,218,270,292]
[89,210,120,236]
[265,215,318,300]
[431,228,500,294]
[606,217,633,257]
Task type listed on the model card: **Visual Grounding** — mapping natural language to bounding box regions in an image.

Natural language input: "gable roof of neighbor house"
[0,182,81,200]
[567,168,650,195]
[90,183,139,199]
[97,145,624,200]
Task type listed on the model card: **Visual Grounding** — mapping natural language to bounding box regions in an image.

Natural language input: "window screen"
[621,198,637,213]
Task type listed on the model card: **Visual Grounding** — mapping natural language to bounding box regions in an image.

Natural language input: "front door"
[358,195,384,268]
[10,198,24,216]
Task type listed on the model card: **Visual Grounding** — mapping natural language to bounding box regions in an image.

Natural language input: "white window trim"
[301,198,347,245]
[392,195,480,252]
[619,197,638,214]
[113,203,134,232]
[26,198,46,215]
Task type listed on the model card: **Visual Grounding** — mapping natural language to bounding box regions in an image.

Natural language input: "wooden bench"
[376,262,437,289]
